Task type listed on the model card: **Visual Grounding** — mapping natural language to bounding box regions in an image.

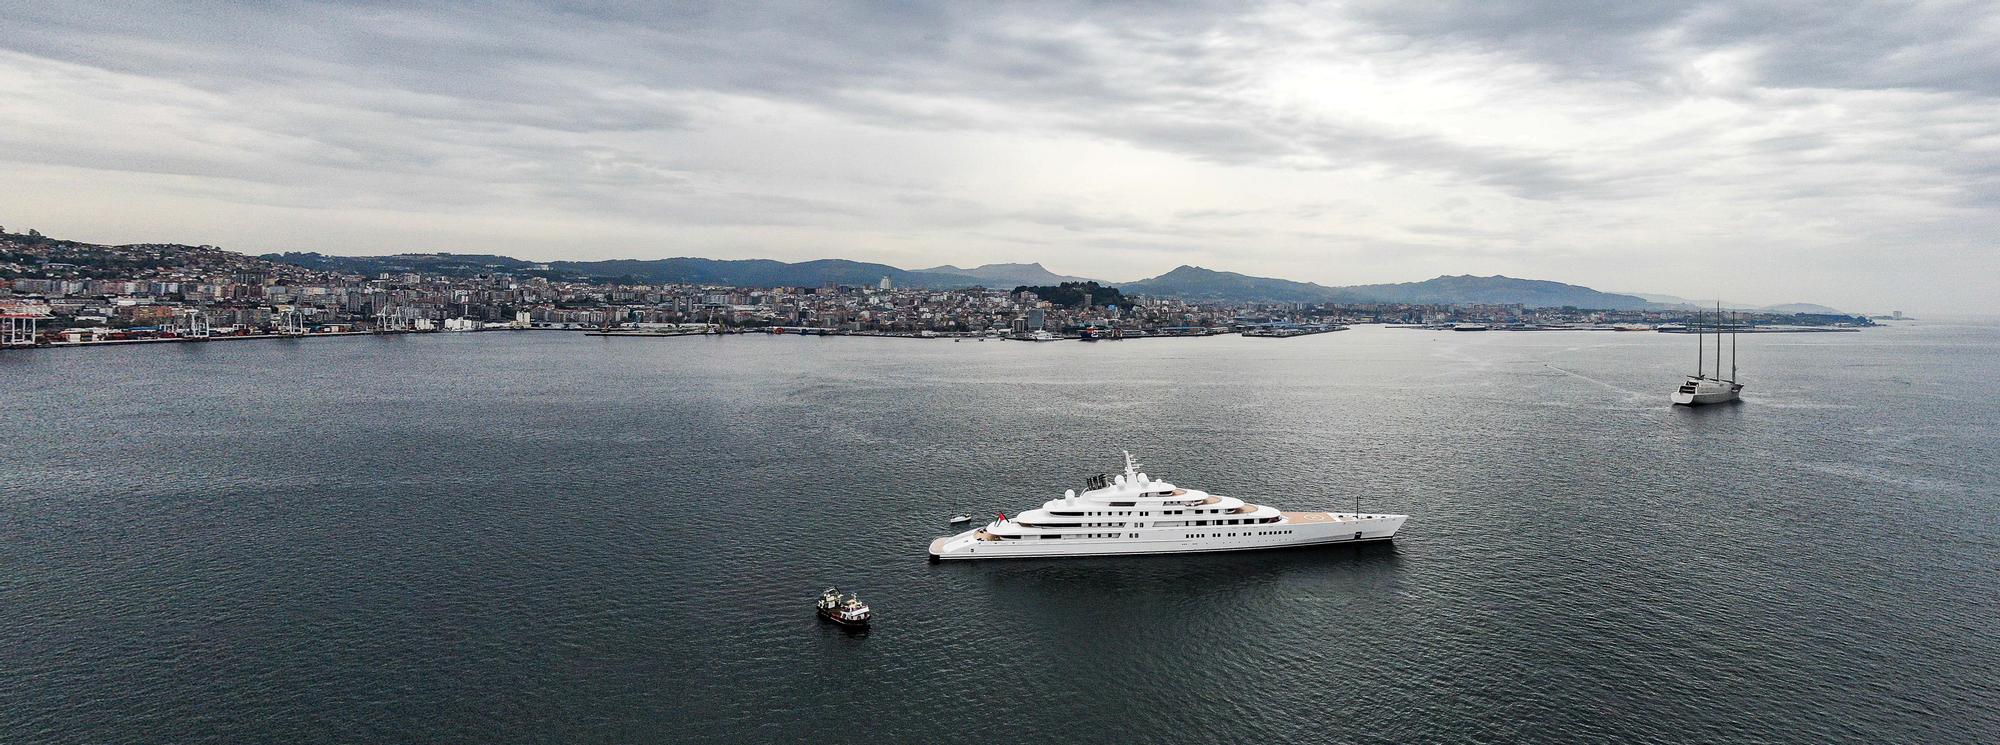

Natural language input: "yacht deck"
[1282,511,1337,524]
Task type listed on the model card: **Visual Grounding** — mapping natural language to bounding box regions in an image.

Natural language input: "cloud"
[0,1,1995,311]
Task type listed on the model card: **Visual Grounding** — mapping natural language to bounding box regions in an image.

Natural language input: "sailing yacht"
[1672,303,1744,406]
[927,452,1406,560]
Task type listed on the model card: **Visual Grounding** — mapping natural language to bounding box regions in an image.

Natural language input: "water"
[3,324,1996,743]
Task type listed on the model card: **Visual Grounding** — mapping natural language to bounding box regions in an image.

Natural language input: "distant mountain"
[922,262,1099,287]
[1623,292,1696,305]
[1121,268,1651,308]
[254,247,1820,311]
[544,258,982,288]
[1617,293,1845,314]
[33,228,1850,310]
[264,252,986,288]
[1122,265,1343,303]
[1335,275,1651,310]
[264,252,540,276]
[1761,302,1844,315]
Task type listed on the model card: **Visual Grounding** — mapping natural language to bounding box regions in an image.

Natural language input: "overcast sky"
[3,1,1996,312]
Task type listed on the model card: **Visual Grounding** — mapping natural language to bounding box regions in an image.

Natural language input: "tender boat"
[928,452,1406,561]
[816,588,871,626]
[949,513,974,524]
[1672,304,1744,406]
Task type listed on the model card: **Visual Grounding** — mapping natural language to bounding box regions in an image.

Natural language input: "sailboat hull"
[1671,385,1743,406]
[1671,391,1738,406]
[1673,304,1744,406]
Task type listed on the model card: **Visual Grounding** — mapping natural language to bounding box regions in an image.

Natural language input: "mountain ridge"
[1122,265,1341,303]
[921,262,1100,287]
[1124,267,1652,308]
[6,225,1854,312]
[15,238,1789,310]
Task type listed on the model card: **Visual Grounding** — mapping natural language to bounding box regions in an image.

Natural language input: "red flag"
[995,512,1006,522]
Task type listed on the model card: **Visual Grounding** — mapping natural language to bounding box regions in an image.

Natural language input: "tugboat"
[816,588,871,627]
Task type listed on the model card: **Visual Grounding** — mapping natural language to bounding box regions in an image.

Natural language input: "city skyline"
[3,2,1997,313]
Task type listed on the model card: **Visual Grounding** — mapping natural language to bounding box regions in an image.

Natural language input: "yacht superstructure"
[927,453,1406,561]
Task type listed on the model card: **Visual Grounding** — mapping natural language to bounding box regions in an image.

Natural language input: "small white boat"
[949,513,974,524]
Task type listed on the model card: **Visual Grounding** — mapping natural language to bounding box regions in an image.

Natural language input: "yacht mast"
[1730,311,1738,381]
[1695,305,1704,376]
[1713,301,1722,380]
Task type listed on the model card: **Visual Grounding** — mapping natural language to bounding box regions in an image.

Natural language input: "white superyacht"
[928,453,1406,561]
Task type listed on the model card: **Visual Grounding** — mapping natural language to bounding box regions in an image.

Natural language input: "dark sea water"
[3,323,1997,744]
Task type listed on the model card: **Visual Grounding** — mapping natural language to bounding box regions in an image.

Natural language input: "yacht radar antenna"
[1122,450,1142,481]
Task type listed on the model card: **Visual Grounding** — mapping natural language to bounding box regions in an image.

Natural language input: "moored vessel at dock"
[928,452,1406,561]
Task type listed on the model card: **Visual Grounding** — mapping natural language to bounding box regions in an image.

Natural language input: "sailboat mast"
[1713,302,1722,379]
[1695,305,1704,376]
[1731,311,1738,381]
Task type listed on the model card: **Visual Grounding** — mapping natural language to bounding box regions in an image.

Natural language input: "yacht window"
[1040,535,1061,539]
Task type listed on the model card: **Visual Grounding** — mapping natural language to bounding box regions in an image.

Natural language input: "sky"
[2,1,1996,313]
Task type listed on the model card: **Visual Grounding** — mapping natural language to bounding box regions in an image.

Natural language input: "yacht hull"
[1671,388,1742,406]
[928,513,1404,561]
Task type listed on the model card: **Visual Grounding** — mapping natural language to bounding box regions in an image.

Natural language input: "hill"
[1119,267,1649,308]
[1617,293,1845,314]
[924,262,1099,287]
[1760,302,1844,315]
[1335,275,1651,309]
[6,229,280,280]
[265,252,540,276]
[263,252,986,288]
[1013,281,1126,308]
[545,258,981,288]
[1121,265,1342,303]
[13,227,1848,311]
